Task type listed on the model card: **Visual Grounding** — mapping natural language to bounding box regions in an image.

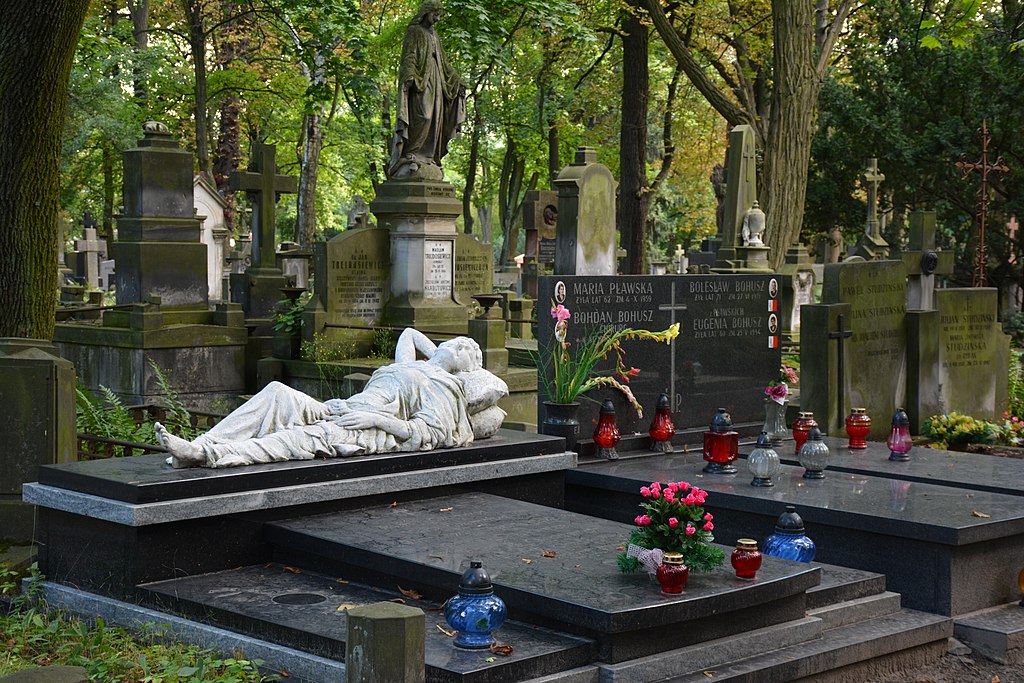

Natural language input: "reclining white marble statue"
[156,328,508,469]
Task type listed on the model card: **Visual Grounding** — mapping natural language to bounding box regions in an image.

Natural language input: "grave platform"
[565,451,1024,616]
[24,430,573,598]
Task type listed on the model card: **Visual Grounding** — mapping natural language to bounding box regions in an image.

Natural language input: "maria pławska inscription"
[539,274,780,434]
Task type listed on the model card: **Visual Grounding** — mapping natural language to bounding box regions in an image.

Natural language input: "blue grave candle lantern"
[763,505,817,562]
[444,561,507,649]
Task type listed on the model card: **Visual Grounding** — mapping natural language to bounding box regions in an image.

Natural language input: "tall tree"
[0,0,92,339]
[619,0,649,274]
[642,0,852,269]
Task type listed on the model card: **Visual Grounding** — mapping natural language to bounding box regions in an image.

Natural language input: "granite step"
[263,492,821,664]
[664,608,952,683]
[953,601,1024,664]
[807,591,902,630]
[139,563,595,683]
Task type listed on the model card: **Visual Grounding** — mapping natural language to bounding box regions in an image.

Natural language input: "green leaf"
[919,35,942,49]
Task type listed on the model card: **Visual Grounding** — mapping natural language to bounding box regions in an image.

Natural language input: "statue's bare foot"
[155,421,204,469]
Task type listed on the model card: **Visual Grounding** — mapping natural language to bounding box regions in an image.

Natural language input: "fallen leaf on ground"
[337,603,361,612]
[703,671,715,677]
[283,566,302,574]
[972,510,992,518]
[390,501,398,508]
[490,644,513,656]
[521,558,533,564]
[278,669,290,677]
[399,586,423,600]
[390,598,406,604]
[542,551,557,558]
[485,657,496,663]
[439,507,454,512]
[992,677,1000,683]
[335,578,349,584]
[616,545,626,551]
[436,624,456,637]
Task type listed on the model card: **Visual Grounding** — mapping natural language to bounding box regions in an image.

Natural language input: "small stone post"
[345,602,425,683]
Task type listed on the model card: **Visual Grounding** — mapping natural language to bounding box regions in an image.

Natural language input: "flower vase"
[542,401,581,451]
[762,398,789,448]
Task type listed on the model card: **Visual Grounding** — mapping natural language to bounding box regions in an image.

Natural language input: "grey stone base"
[954,602,1024,664]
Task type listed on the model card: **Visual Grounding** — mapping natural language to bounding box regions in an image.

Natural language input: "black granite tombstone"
[538,274,781,434]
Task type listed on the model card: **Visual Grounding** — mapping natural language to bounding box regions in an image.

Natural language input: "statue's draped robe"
[190,362,473,467]
[389,21,465,177]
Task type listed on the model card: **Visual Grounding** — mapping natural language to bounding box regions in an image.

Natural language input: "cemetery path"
[880,651,1024,682]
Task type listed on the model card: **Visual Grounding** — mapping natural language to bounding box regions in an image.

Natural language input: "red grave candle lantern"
[845,408,871,449]
[703,408,738,474]
[792,412,818,455]
[731,539,763,579]
[593,399,620,460]
[649,393,675,453]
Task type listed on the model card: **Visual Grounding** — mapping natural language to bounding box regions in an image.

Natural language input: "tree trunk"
[763,0,820,270]
[619,0,650,274]
[462,97,484,235]
[102,144,115,240]
[183,0,210,174]
[296,111,323,248]
[127,0,149,101]
[0,0,91,339]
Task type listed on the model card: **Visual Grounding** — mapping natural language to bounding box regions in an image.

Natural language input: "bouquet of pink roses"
[617,480,726,573]
[765,365,799,405]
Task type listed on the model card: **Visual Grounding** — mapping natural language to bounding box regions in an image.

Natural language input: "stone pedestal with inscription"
[371,181,470,331]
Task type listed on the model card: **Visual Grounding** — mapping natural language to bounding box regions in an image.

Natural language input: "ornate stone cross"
[862,158,885,240]
[229,144,297,269]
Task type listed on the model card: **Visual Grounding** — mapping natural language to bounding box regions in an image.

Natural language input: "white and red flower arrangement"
[617,480,726,573]
[765,365,799,405]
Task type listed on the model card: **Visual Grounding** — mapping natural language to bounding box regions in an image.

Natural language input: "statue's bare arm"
[394,328,437,363]
[333,410,413,442]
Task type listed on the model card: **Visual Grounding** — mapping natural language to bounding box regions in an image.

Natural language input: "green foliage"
[617,481,726,574]
[0,598,276,681]
[300,331,359,363]
[273,294,310,337]
[1003,313,1024,348]
[1007,351,1024,420]
[368,328,394,360]
[75,362,206,449]
[922,411,998,449]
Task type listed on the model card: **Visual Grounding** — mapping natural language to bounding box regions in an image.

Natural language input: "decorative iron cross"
[79,211,97,232]
[829,313,853,425]
[230,144,297,269]
[955,120,1009,287]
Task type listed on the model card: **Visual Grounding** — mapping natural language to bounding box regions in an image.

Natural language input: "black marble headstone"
[539,274,781,433]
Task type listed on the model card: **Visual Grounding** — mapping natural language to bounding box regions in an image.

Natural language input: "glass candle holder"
[845,408,871,449]
[444,561,507,649]
[887,408,913,462]
[731,539,763,579]
[703,408,739,474]
[748,431,781,487]
[798,427,830,479]
[656,552,689,593]
[649,393,675,453]
[792,412,817,455]
[593,399,620,460]
[763,505,817,562]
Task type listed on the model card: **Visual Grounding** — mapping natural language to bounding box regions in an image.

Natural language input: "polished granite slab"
[764,436,1024,498]
[34,429,566,504]
[141,563,594,683]
[266,492,820,662]
[569,453,1024,546]
[565,453,1024,615]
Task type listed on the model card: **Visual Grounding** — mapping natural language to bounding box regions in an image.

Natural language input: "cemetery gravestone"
[935,288,1009,420]
[229,144,297,320]
[453,233,493,306]
[193,174,230,302]
[802,260,907,437]
[522,189,559,298]
[554,147,617,276]
[714,125,758,271]
[74,219,106,290]
[538,274,780,434]
[855,158,889,260]
[112,122,208,307]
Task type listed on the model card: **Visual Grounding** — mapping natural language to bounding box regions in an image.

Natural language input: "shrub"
[922,412,998,449]
[1003,312,1024,347]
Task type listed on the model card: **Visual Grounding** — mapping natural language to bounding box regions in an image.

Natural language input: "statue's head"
[413,0,443,25]
[432,336,482,373]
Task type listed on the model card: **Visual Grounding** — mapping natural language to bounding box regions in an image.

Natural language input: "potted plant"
[542,301,679,448]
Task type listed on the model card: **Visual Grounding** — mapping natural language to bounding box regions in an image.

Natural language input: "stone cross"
[80,211,98,233]
[862,158,885,237]
[828,313,854,425]
[904,210,953,310]
[229,144,297,269]
[658,282,687,412]
[75,220,107,290]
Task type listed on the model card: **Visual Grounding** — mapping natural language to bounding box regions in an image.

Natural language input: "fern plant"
[148,359,205,441]
[75,385,153,446]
